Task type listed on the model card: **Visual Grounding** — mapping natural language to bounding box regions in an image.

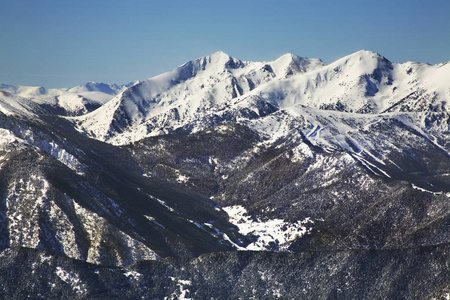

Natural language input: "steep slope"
[0,90,44,117]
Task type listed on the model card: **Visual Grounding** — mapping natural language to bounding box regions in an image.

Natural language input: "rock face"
[0,50,449,298]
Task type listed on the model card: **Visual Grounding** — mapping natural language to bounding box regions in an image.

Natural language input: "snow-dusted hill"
[0,90,40,117]
[67,81,134,95]
[0,82,134,117]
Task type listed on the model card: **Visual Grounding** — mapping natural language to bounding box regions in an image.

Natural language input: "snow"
[352,153,391,178]
[186,219,245,249]
[3,50,450,147]
[71,51,328,145]
[1,126,87,175]
[411,184,443,195]
[38,140,86,175]
[6,176,52,250]
[289,143,314,162]
[68,82,130,95]
[166,277,193,300]
[56,92,112,115]
[0,82,128,118]
[55,267,87,295]
[0,91,37,116]
[4,171,159,266]
[144,215,166,229]
[0,128,27,151]
[152,197,175,212]
[123,270,142,281]
[176,173,189,183]
[251,50,394,112]
[1,50,448,195]
[223,205,313,251]
[1,82,125,101]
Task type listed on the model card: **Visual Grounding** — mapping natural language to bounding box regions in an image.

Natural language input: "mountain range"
[0,50,449,299]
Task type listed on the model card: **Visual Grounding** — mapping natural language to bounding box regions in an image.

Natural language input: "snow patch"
[290,143,314,162]
[55,267,87,295]
[165,277,193,300]
[176,173,189,183]
[144,215,166,229]
[411,184,443,195]
[0,128,26,150]
[154,197,175,212]
[123,270,142,281]
[39,141,85,175]
[223,205,313,251]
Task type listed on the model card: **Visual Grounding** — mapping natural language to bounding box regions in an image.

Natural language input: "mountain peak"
[276,53,301,60]
[271,53,326,76]
[169,51,244,80]
[208,50,231,60]
[68,82,125,95]
[197,51,243,70]
[330,49,392,74]
[356,49,380,55]
[343,49,390,63]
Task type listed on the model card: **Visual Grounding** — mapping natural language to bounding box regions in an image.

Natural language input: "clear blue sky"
[1,0,449,88]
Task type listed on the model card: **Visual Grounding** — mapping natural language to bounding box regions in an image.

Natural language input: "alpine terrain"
[0,50,449,299]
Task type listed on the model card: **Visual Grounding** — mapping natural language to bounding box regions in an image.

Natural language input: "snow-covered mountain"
[67,81,135,95]
[71,51,326,144]
[0,81,135,117]
[70,50,450,146]
[0,50,449,298]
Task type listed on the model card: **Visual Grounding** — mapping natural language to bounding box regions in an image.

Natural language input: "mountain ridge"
[0,50,449,298]
[62,50,450,145]
[0,82,136,117]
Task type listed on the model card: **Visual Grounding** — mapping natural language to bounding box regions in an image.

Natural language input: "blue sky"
[1,0,449,88]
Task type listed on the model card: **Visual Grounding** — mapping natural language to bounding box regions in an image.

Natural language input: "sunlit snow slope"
[0,82,134,117]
